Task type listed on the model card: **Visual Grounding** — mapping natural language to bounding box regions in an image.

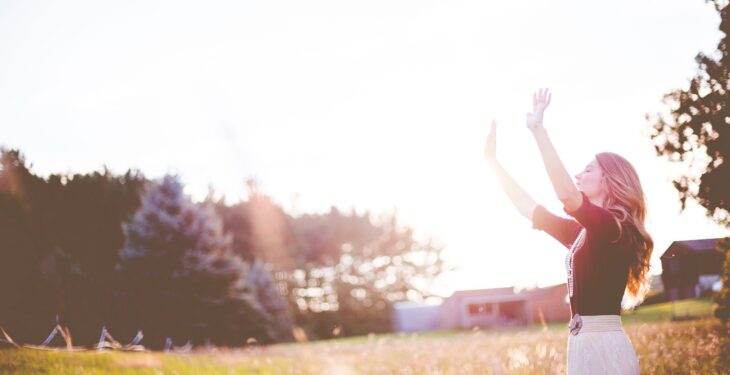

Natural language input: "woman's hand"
[526,88,551,132]
[484,119,498,167]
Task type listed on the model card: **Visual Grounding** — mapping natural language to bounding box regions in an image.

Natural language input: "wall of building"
[527,286,571,324]
[391,303,442,333]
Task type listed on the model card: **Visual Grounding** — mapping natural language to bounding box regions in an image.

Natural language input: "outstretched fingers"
[536,88,551,104]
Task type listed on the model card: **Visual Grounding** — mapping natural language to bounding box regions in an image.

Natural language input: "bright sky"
[1,0,729,298]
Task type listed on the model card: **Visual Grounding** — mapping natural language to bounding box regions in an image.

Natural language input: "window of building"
[467,303,493,315]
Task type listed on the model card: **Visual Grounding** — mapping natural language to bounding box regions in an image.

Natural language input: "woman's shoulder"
[583,208,635,246]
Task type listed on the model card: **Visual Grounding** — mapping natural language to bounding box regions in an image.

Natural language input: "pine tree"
[247,259,294,342]
[119,175,269,347]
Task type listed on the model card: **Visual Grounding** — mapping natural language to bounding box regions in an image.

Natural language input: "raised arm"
[485,120,537,220]
[526,89,582,212]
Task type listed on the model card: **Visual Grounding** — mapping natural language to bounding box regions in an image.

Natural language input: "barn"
[660,238,724,301]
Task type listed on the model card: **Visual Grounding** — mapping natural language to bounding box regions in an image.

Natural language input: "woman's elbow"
[558,190,583,212]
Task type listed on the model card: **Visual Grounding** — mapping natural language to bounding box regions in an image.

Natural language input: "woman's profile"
[484,89,652,374]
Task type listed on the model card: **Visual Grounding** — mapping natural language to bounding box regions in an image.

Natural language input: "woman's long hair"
[595,152,654,309]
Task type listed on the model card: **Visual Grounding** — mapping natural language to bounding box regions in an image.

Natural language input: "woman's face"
[575,159,605,201]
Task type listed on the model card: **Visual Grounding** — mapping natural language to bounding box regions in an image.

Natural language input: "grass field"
[621,296,715,324]
[1,298,727,374]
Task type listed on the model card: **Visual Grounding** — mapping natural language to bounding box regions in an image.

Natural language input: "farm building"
[392,283,570,333]
[660,238,725,301]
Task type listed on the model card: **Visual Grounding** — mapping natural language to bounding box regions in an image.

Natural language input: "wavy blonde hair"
[595,152,654,309]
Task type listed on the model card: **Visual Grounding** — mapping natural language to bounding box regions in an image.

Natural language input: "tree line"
[0,150,447,348]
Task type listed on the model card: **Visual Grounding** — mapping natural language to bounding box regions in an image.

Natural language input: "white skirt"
[566,315,640,375]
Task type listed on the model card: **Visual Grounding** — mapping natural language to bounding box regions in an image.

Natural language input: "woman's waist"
[569,314,624,334]
[569,287,624,315]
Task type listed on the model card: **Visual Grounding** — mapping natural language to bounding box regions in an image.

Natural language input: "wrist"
[530,126,547,137]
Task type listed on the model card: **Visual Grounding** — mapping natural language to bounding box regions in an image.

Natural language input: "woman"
[484,89,652,374]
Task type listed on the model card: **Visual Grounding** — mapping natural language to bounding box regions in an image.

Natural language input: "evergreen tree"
[246,259,294,342]
[0,149,145,344]
[119,175,270,347]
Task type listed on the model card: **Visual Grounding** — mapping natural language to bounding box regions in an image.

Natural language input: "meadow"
[1,297,727,374]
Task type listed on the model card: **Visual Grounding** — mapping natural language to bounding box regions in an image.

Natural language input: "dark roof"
[660,238,720,259]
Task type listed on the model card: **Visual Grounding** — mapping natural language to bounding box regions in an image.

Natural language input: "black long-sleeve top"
[532,191,632,317]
